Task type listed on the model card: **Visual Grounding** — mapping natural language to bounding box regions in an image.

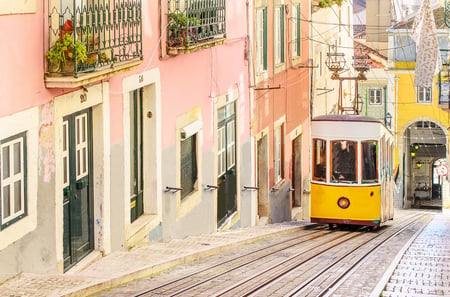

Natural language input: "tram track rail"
[213,213,427,297]
[287,214,432,297]
[100,212,427,297]
[131,225,332,297]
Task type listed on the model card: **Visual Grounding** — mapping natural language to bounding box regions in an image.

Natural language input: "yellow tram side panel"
[310,183,383,225]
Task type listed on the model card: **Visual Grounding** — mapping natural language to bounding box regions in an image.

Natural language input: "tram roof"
[312,114,383,124]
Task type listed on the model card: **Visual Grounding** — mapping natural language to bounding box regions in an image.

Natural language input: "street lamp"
[325,46,370,114]
[325,50,346,80]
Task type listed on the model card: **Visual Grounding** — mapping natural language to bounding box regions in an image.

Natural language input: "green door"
[130,88,144,222]
[217,103,237,226]
[63,109,93,271]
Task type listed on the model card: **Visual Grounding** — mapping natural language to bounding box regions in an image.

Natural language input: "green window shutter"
[297,4,301,56]
[281,6,285,63]
[263,7,268,70]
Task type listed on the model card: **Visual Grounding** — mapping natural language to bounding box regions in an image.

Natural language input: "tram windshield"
[362,140,378,183]
[332,140,357,183]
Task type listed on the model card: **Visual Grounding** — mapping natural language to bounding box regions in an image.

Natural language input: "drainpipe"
[365,87,368,116]
[384,85,387,126]
[246,0,257,226]
[402,152,405,208]
[395,76,399,145]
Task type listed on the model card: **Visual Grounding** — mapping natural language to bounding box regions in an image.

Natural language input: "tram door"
[62,109,93,271]
[217,103,237,226]
[130,88,144,222]
[292,135,302,207]
[257,134,269,220]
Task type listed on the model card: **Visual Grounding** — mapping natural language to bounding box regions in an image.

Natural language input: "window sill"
[125,214,160,249]
[45,60,142,89]
[167,38,225,56]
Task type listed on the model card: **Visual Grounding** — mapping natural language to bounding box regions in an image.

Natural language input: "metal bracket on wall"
[242,186,259,191]
[204,184,219,191]
[165,186,182,193]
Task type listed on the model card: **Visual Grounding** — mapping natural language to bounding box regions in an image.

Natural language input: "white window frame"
[274,6,282,65]
[226,120,236,170]
[369,88,382,105]
[256,8,266,73]
[0,133,26,227]
[0,107,37,249]
[291,3,301,58]
[217,126,226,176]
[75,113,89,179]
[417,87,432,103]
[274,124,284,184]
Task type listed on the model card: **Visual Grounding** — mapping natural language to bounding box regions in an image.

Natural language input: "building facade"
[311,1,355,117]
[0,0,252,278]
[249,0,311,224]
[386,5,450,210]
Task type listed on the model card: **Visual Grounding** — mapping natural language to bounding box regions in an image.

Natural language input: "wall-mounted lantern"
[385,112,392,129]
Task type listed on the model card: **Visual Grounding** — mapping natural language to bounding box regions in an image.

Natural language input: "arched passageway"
[404,120,447,210]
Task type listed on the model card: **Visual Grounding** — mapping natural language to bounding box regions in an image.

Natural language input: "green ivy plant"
[46,33,87,71]
[318,0,344,8]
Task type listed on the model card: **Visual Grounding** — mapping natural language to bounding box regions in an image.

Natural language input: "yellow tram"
[310,115,394,228]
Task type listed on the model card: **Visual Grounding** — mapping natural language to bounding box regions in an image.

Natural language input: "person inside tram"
[332,140,356,182]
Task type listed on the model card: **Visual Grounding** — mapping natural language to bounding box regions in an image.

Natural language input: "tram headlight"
[337,197,350,209]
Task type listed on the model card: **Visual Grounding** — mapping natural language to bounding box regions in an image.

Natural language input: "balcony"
[167,0,226,56]
[45,0,143,88]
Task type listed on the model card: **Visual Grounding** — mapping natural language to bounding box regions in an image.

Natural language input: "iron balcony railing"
[167,0,226,49]
[47,0,142,77]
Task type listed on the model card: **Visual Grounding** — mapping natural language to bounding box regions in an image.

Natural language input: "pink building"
[0,0,252,277]
[250,0,311,223]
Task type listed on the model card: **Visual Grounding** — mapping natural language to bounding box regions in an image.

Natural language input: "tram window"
[362,140,378,183]
[313,139,326,181]
[332,140,357,183]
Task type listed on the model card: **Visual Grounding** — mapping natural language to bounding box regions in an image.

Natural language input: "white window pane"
[2,185,10,218]
[63,156,68,184]
[14,181,21,213]
[292,4,297,57]
[13,142,21,175]
[256,9,264,72]
[2,146,10,179]
[274,8,281,64]
[0,133,26,225]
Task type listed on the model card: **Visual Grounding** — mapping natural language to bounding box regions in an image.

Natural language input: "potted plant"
[46,32,87,72]
[167,12,200,47]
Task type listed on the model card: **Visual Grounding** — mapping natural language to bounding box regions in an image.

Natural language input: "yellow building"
[387,6,450,211]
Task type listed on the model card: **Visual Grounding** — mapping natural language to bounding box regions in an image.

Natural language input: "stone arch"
[399,118,448,210]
